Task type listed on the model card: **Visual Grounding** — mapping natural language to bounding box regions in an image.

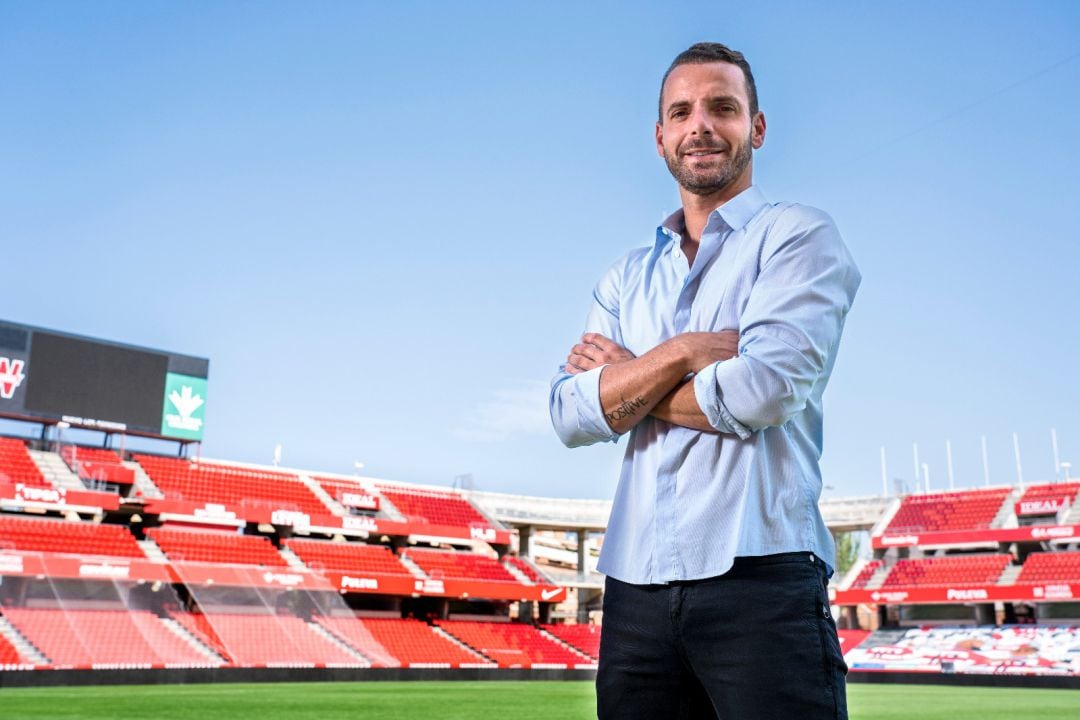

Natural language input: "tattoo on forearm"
[606,396,648,424]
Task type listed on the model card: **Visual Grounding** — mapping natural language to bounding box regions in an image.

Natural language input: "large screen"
[0,320,209,441]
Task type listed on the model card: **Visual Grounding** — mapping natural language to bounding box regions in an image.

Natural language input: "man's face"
[656,62,765,197]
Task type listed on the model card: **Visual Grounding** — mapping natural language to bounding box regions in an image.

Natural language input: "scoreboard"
[0,320,208,441]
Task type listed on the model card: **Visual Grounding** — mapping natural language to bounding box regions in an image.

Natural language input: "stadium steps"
[159,617,227,665]
[838,557,872,591]
[396,553,430,579]
[502,559,535,585]
[0,615,49,665]
[26,449,85,491]
[297,474,346,517]
[996,563,1023,585]
[537,627,597,664]
[374,494,406,522]
[1062,493,1080,525]
[125,460,165,500]
[991,489,1020,529]
[137,539,170,564]
[306,621,371,666]
[430,625,496,664]
[277,545,310,571]
[863,563,892,590]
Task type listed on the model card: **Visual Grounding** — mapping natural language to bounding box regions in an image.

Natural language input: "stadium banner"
[873,523,1080,549]
[323,571,417,596]
[398,577,567,603]
[338,491,380,511]
[140,499,512,544]
[0,482,120,511]
[142,498,244,526]
[0,551,172,583]
[160,372,207,441]
[836,582,1080,605]
[169,561,336,591]
[1015,497,1072,517]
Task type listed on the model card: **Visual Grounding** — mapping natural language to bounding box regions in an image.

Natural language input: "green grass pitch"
[0,681,1076,719]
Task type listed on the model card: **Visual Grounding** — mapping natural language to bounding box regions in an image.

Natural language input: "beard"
[664,132,753,196]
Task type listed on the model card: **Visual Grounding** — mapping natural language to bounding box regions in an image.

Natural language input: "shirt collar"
[655,185,769,247]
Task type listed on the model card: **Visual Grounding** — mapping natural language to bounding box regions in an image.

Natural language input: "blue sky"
[2,1,1078,500]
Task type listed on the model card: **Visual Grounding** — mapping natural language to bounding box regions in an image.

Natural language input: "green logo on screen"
[161,373,207,440]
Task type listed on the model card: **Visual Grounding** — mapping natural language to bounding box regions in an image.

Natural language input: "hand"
[666,330,740,374]
[566,333,636,375]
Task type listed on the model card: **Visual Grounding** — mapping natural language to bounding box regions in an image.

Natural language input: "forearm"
[597,342,689,434]
[649,380,718,433]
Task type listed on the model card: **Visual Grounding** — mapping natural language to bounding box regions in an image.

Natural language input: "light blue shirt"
[549,186,861,585]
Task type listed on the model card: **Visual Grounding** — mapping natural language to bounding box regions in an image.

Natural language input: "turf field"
[0,681,1076,719]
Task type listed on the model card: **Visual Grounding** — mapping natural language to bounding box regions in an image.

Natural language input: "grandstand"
[2,432,1080,681]
[0,319,1078,684]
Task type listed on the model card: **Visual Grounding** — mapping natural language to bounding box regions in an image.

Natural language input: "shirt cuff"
[573,365,620,443]
[693,362,752,439]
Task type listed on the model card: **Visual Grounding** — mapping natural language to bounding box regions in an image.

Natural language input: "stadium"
[4,3,1080,718]
[0,318,1077,719]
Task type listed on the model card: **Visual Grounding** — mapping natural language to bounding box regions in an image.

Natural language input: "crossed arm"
[564,331,739,434]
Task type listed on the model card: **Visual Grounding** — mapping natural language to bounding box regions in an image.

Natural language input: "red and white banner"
[836,582,1080,605]
[339,492,379,511]
[0,551,172,582]
[1015,497,1071,517]
[873,523,1080,549]
[169,561,336,591]
[0,483,120,511]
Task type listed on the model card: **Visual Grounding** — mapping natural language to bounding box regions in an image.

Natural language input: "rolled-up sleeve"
[549,256,628,448]
[694,206,861,433]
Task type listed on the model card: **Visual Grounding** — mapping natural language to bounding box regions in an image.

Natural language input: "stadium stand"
[879,554,1012,588]
[1018,482,1080,505]
[883,488,1011,533]
[376,485,492,529]
[313,477,380,510]
[0,632,25,665]
[542,623,600,660]
[846,559,883,589]
[133,455,331,517]
[2,608,212,667]
[0,515,143,558]
[0,438,48,487]
[318,617,489,667]
[147,526,287,567]
[505,556,547,584]
[403,548,518,583]
[169,611,361,666]
[1016,551,1080,584]
[284,538,413,576]
[845,625,1080,676]
[436,620,593,668]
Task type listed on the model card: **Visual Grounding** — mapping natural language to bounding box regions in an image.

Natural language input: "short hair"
[659,42,759,120]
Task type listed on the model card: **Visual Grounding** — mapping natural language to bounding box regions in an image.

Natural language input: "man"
[549,43,860,719]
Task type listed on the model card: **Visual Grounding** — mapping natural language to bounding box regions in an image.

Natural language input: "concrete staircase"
[298,474,346,517]
[0,616,49,665]
[26,449,84,491]
[138,539,170,564]
[306,621,370,665]
[1060,491,1080,525]
[277,545,309,572]
[991,490,1020,529]
[159,617,226,665]
[864,564,893,591]
[996,564,1023,586]
[397,553,429,579]
[502,560,535,586]
[125,460,164,500]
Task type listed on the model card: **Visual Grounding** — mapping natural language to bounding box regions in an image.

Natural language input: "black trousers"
[597,553,848,720]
